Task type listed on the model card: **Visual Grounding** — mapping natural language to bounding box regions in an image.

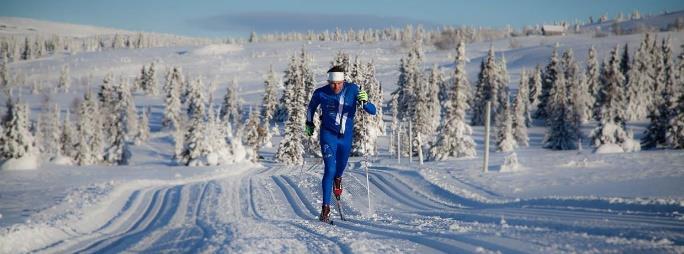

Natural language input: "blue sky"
[1,0,683,38]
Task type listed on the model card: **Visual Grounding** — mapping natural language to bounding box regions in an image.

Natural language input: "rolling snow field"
[1,16,684,253]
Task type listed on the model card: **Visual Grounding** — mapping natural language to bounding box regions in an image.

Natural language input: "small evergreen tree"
[586,46,601,120]
[0,98,35,160]
[58,64,70,93]
[259,66,280,147]
[625,36,654,120]
[220,78,241,129]
[528,64,543,109]
[59,109,77,159]
[162,67,183,131]
[666,93,684,149]
[535,44,560,120]
[496,87,516,152]
[643,37,679,149]
[178,78,208,166]
[429,41,476,160]
[275,52,309,165]
[135,106,150,144]
[543,71,578,150]
[512,69,530,147]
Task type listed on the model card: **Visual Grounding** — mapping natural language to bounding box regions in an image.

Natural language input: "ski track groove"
[359,166,684,246]
[275,175,500,253]
[270,176,350,253]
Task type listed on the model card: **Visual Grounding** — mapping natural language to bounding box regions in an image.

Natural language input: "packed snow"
[1,13,684,253]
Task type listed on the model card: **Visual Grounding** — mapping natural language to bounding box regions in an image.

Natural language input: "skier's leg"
[334,131,354,178]
[320,130,338,206]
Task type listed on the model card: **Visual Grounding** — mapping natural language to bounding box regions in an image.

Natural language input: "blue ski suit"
[306,82,376,205]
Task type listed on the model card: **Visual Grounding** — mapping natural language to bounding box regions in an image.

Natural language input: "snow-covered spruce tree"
[162,66,183,131]
[512,69,530,147]
[0,57,8,93]
[120,78,138,139]
[528,64,543,110]
[275,52,308,165]
[596,45,627,126]
[535,44,560,120]
[59,109,77,160]
[625,35,654,121]
[543,71,578,150]
[298,49,321,158]
[429,41,476,160]
[98,73,118,139]
[666,93,684,149]
[427,64,444,132]
[352,61,377,156]
[134,106,150,145]
[220,78,241,129]
[84,90,103,163]
[496,86,516,152]
[389,93,399,154]
[586,46,601,120]
[562,49,591,124]
[204,104,232,165]
[0,98,35,161]
[135,64,147,92]
[259,65,279,148]
[473,47,508,127]
[21,37,32,60]
[31,115,43,156]
[178,77,208,166]
[620,43,631,83]
[75,92,102,166]
[592,46,637,152]
[365,62,385,137]
[643,37,679,149]
[103,81,131,165]
[243,107,261,160]
[145,62,158,96]
[274,55,298,123]
[471,48,497,126]
[649,35,663,108]
[393,40,423,132]
[41,102,61,158]
[58,64,70,93]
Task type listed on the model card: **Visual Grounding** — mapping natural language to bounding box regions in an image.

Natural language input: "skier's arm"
[362,102,376,115]
[306,90,321,124]
[357,89,376,115]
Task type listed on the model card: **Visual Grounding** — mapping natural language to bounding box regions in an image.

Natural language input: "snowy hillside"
[1,12,684,253]
[0,17,134,37]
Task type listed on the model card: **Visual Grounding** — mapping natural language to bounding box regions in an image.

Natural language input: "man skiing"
[305,65,376,223]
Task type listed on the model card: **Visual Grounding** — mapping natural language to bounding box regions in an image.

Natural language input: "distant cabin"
[541,25,566,36]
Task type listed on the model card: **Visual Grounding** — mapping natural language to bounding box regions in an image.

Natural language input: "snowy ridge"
[0,17,134,37]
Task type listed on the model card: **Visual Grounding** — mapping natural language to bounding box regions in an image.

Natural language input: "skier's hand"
[304,122,315,136]
[357,90,368,103]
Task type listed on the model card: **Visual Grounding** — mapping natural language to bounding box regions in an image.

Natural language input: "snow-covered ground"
[1,17,684,253]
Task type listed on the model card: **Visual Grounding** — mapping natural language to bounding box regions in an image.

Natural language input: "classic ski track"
[27,161,684,253]
[273,175,517,253]
[372,170,682,227]
[364,168,684,245]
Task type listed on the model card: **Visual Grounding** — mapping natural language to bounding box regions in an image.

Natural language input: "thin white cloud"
[189,11,438,33]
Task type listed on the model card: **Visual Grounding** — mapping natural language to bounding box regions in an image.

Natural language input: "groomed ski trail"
[11,160,684,254]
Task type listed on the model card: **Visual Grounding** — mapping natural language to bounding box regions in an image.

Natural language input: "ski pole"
[364,153,371,216]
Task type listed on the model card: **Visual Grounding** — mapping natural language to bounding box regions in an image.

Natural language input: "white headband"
[328,72,344,82]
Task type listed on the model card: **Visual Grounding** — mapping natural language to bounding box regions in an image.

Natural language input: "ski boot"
[319,204,331,223]
[333,176,343,200]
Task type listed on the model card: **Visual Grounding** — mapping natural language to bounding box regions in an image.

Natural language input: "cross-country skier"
[305,65,376,223]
